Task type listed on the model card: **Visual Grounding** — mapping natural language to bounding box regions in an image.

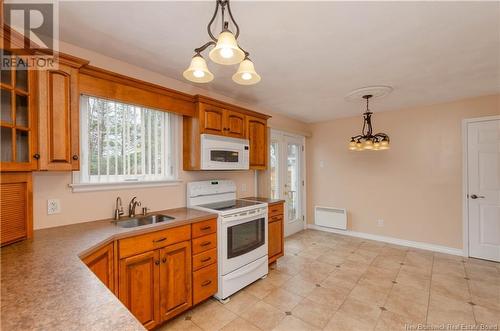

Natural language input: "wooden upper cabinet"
[199,103,246,139]
[38,59,83,171]
[159,241,192,321]
[225,110,246,139]
[199,103,225,135]
[119,250,160,330]
[247,116,268,169]
[0,50,38,171]
[82,243,114,292]
[183,96,270,170]
[0,172,33,246]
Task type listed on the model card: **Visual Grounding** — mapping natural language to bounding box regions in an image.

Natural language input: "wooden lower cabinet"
[119,250,160,330]
[82,221,218,329]
[160,241,192,321]
[0,172,33,246]
[268,202,285,264]
[82,243,114,292]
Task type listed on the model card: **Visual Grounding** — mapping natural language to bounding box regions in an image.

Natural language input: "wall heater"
[314,206,347,230]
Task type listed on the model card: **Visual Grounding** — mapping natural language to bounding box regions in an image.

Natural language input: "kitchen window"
[71,95,179,191]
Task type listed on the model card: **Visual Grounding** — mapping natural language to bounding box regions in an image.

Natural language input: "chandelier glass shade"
[349,95,390,151]
[183,0,260,85]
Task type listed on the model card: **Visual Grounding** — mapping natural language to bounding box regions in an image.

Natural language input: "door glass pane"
[15,67,28,91]
[270,141,279,199]
[1,127,12,161]
[1,68,11,86]
[286,143,300,221]
[1,50,12,85]
[16,130,29,162]
[15,94,28,127]
[1,89,12,123]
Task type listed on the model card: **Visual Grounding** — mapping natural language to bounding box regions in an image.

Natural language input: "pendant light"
[349,95,390,151]
[183,0,260,85]
[183,54,214,83]
[232,57,261,85]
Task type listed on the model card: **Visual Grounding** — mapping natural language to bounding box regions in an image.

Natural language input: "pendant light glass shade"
[183,55,214,83]
[209,31,245,65]
[232,59,261,85]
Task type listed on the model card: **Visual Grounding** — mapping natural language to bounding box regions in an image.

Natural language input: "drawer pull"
[153,237,167,243]
[201,257,211,262]
[200,241,211,247]
[201,280,212,287]
[200,226,211,231]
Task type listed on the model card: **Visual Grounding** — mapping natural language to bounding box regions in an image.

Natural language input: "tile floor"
[160,229,500,331]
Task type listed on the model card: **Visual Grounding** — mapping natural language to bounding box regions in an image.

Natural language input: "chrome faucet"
[114,197,124,220]
[128,197,141,218]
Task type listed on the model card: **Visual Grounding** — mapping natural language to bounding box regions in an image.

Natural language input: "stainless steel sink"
[113,214,175,228]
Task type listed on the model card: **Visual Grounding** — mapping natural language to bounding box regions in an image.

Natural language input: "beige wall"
[307,94,499,249]
[33,41,308,229]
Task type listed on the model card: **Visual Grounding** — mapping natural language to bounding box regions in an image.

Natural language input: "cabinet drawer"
[192,233,217,254]
[192,219,217,238]
[269,214,283,223]
[119,225,191,258]
[193,248,217,271]
[268,203,284,217]
[193,263,217,305]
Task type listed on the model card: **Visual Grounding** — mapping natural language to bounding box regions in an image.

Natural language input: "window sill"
[69,179,183,193]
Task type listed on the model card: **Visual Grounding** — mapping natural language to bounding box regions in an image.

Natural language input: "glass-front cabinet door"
[0,50,37,171]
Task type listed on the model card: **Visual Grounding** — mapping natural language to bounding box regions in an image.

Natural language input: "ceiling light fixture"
[183,0,260,85]
[349,95,390,151]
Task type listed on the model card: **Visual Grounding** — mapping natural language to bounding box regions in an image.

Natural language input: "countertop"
[242,197,286,205]
[0,207,217,331]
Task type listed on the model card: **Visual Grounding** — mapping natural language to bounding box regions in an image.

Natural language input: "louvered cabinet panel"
[0,172,33,246]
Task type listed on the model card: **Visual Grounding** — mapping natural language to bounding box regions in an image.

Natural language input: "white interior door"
[270,130,305,236]
[467,118,500,262]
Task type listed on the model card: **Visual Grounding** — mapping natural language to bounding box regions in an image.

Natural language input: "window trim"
[71,95,181,192]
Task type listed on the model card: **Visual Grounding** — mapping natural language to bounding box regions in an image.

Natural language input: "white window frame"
[70,95,181,193]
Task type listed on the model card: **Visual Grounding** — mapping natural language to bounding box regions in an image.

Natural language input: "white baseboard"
[306,224,465,257]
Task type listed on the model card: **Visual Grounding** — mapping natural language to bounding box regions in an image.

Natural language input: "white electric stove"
[187,180,268,301]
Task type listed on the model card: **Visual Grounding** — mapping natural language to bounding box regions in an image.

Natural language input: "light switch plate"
[47,199,61,215]
[377,219,384,227]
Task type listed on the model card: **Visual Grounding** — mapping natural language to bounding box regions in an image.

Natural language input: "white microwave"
[200,134,249,170]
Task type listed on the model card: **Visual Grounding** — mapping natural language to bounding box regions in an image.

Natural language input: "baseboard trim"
[306,224,465,256]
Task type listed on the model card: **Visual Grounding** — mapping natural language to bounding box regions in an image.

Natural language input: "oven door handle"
[222,213,267,225]
[224,257,267,281]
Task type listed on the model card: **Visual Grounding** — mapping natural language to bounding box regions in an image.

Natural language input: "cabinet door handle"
[200,226,211,231]
[162,257,167,263]
[201,280,212,287]
[200,241,211,247]
[201,257,211,262]
[72,155,79,160]
[153,237,167,243]
[155,260,160,265]
[33,153,40,160]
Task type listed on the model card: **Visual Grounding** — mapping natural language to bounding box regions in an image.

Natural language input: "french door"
[466,117,500,262]
[270,130,305,236]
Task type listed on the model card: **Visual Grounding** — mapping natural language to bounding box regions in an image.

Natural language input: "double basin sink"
[113,214,175,228]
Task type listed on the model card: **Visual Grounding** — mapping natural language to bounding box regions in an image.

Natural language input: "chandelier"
[349,95,390,151]
[183,0,261,85]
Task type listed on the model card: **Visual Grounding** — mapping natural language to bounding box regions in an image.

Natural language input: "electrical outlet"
[319,160,325,168]
[377,219,384,227]
[241,183,247,193]
[47,199,61,215]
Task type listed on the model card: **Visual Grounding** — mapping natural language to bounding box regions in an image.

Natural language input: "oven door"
[220,211,268,275]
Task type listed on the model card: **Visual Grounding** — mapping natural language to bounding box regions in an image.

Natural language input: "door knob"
[470,194,485,199]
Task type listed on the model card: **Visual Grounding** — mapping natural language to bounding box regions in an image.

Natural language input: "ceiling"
[59,1,500,123]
